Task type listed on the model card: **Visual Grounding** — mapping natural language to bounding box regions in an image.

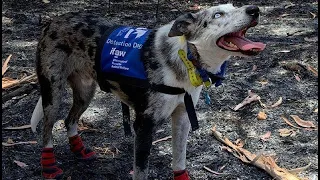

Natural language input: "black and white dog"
[31,4,265,180]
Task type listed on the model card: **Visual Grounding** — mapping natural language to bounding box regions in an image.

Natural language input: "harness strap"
[184,93,199,131]
[150,84,185,94]
[153,84,199,131]
[151,84,199,131]
[121,83,200,133]
[120,74,226,134]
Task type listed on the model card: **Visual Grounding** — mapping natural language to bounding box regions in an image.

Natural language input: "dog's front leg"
[171,87,202,180]
[171,104,191,180]
[133,114,154,180]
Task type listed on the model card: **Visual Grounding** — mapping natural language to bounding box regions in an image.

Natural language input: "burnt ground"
[1,0,318,180]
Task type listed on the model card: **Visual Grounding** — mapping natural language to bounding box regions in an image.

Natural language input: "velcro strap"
[69,135,85,152]
[41,152,55,159]
[72,145,85,153]
[41,148,56,166]
[41,158,56,167]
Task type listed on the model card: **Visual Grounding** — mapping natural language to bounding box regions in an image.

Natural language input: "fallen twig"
[2,84,34,102]
[2,73,37,89]
[3,124,31,130]
[233,90,260,111]
[309,12,317,19]
[270,97,283,108]
[211,126,303,180]
[78,126,100,133]
[280,116,301,129]
[2,120,12,125]
[287,30,303,36]
[2,54,12,75]
[288,162,312,174]
[278,128,297,137]
[290,115,317,129]
[281,62,318,78]
[2,141,37,147]
[284,3,295,9]
[14,160,28,168]
[2,77,19,89]
[260,131,271,141]
[93,145,120,158]
[258,97,282,109]
[203,166,227,175]
[152,135,172,145]
[306,65,318,77]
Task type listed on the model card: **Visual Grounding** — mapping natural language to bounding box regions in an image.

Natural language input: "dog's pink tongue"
[225,36,266,51]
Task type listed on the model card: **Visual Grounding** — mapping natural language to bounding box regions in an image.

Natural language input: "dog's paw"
[42,166,63,179]
[74,147,97,161]
[41,148,63,179]
[69,135,97,161]
[173,170,190,180]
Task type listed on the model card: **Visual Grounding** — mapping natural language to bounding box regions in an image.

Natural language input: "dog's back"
[34,12,114,134]
[36,13,113,83]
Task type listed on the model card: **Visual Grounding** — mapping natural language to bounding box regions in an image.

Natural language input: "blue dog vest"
[100,26,152,81]
[96,26,228,133]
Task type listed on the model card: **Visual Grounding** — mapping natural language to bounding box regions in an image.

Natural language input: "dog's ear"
[168,13,197,37]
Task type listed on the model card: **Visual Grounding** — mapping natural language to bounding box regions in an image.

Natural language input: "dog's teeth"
[229,42,237,48]
[224,41,238,48]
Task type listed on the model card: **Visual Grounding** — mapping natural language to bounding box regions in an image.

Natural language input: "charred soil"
[2,0,318,180]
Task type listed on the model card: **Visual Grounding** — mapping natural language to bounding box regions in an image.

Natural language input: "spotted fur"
[31,4,263,180]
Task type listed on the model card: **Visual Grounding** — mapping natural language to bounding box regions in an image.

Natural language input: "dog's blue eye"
[214,13,223,19]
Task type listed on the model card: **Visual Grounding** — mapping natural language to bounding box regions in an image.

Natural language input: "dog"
[30,3,266,180]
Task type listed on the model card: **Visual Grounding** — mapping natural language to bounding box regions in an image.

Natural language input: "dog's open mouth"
[216,21,266,56]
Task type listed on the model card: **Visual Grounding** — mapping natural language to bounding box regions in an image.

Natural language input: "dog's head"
[168,4,266,57]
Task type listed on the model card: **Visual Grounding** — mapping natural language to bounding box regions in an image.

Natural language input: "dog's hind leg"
[171,104,191,180]
[133,113,154,180]
[37,54,67,179]
[65,70,97,160]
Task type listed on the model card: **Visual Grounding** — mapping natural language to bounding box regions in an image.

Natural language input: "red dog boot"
[173,169,190,180]
[69,134,96,160]
[41,148,63,179]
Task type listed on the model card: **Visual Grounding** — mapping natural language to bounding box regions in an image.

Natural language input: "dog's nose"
[246,6,260,18]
